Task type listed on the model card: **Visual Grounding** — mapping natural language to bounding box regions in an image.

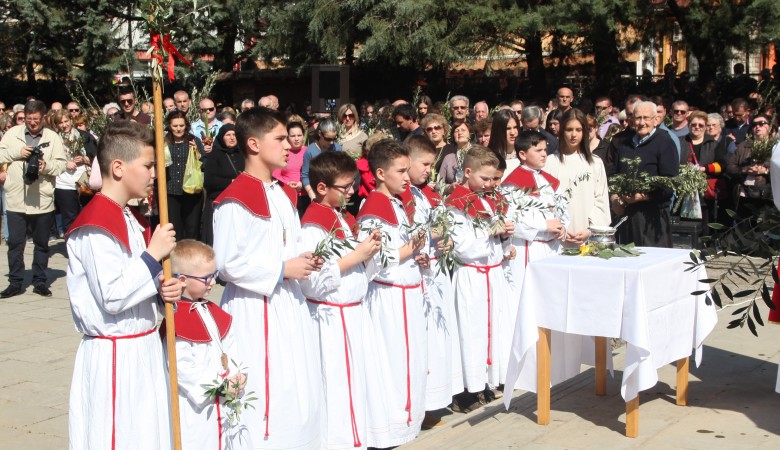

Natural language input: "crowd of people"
[1,70,778,450]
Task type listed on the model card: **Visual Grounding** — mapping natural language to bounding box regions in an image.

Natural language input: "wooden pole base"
[676,357,689,406]
[595,336,607,396]
[537,327,551,425]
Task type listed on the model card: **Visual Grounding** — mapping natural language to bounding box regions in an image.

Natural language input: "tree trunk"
[25,59,36,94]
[526,31,547,96]
[591,19,622,96]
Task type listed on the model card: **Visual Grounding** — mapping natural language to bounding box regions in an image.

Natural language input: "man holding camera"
[0,100,66,298]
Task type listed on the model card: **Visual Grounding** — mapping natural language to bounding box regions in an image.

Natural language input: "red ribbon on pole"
[150,33,192,81]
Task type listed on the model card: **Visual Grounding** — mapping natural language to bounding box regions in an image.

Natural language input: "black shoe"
[32,285,52,297]
[0,286,24,298]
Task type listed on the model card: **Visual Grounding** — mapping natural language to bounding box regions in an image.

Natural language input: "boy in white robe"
[355,139,428,448]
[163,240,251,450]
[213,108,323,449]
[299,152,382,449]
[501,131,568,293]
[446,146,515,411]
[400,136,462,426]
[65,121,182,450]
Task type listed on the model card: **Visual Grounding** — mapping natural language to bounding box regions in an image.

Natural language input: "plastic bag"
[680,193,702,220]
[182,145,203,194]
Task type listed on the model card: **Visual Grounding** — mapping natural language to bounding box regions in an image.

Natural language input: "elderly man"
[450,95,470,123]
[607,101,679,248]
[191,98,223,153]
[173,90,191,113]
[66,102,81,118]
[259,95,279,110]
[520,105,558,154]
[0,100,67,297]
[240,98,255,112]
[473,101,489,121]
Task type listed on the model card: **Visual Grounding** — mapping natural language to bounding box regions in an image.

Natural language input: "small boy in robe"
[213,107,323,448]
[356,139,428,448]
[299,151,382,449]
[400,136,462,426]
[501,131,568,292]
[164,239,251,450]
[66,121,182,450]
[446,146,515,411]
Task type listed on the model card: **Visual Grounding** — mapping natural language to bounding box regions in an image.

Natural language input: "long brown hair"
[557,108,594,164]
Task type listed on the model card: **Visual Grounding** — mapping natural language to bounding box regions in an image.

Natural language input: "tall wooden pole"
[153,69,183,450]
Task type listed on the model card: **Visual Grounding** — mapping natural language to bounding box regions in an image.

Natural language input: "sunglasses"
[119,99,135,105]
[68,108,80,113]
[343,113,355,118]
[425,125,443,132]
[200,107,215,112]
[689,123,705,128]
[452,106,467,110]
[673,110,687,115]
[753,121,769,127]
[16,116,25,122]
[176,270,219,285]
[321,136,336,142]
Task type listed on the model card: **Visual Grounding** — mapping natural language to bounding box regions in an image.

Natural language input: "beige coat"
[0,125,67,214]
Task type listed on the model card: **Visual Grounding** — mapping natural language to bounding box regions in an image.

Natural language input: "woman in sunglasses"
[337,103,368,159]
[683,111,728,234]
[420,113,455,180]
[727,113,776,219]
[301,119,342,210]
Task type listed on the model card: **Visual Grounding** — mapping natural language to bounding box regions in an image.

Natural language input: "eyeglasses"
[595,105,609,111]
[329,182,354,193]
[673,110,687,115]
[68,108,80,113]
[119,98,135,105]
[689,123,705,129]
[343,113,355,119]
[16,116,25,122]
[200,107,215,112]
[175,270,219,285]
[425,125,443,132]
[452,106,467,110]
[753,121,769,127]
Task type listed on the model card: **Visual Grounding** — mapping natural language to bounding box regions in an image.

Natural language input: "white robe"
[357,196,427,448]
[67,208,171,450]
[450,197,514,392]
[299,216,379,450]
[214,182,321,450]
[410,186,463,408]
[163,302,252,450]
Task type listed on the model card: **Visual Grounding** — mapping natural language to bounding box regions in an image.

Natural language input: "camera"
[24,142,50,185]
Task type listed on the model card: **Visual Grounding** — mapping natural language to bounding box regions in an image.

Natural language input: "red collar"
[413,184,442,208]
[161,300,232,343]
[66,193,151,252]
[444,184,492,220]
[301,202,356,240]
[214,172,297,218]
[356,191,412,226]
[502,166,560,194]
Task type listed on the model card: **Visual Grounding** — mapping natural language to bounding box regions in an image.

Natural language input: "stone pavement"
[0,240,778,449]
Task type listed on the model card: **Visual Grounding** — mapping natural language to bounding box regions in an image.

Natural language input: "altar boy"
[299,151,381,449]
[501,130,568,291]
[446,146,515,409]
[66,121,181,450]
[212,108,322,448]
[356,139,428,448]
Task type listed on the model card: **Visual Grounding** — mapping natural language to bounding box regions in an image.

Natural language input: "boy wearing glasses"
[65,121,181,449]
[164,239,251,450]
[212,108,323,448]
[299,151,382,449]
[355,139,428,447]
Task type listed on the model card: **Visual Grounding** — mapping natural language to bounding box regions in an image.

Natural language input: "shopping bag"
[182,145,203,194]
[680,193,702,220]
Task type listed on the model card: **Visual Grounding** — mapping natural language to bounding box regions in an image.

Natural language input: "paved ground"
[0,240,778,449]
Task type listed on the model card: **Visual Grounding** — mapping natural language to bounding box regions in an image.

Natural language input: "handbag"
[76,170,94,197]
[182,144,204,194]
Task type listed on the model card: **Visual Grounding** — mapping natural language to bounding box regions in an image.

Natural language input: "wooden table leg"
[595,336,607,396]
[537,327,551,425]
[625,396,639,438]
[676,357,689,406]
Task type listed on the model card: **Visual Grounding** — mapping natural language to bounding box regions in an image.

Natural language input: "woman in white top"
[544,108,611,247]
[52,109,90,233]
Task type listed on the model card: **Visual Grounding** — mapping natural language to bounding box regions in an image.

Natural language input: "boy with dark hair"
[66,120,181,449]
[401,135,463,425]
[300,151,382,449]
[213,107,323,447]
[356,139,428,447]
[446,145,515,410]
[165,239,251,450]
